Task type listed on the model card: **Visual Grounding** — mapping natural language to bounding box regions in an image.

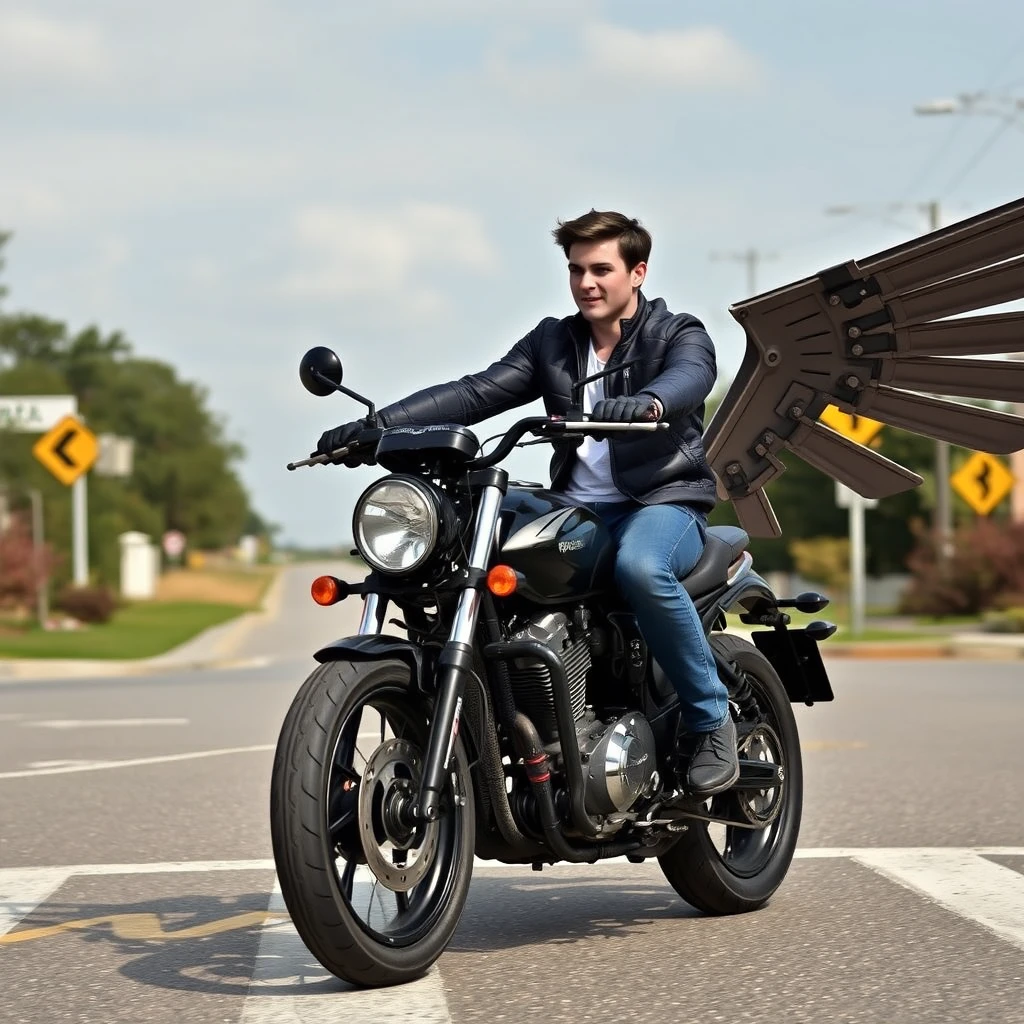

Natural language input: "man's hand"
[591,394,662,423]
[314,418,368,465]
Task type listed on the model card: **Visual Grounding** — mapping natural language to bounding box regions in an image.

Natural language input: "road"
[1,566,1022,1023]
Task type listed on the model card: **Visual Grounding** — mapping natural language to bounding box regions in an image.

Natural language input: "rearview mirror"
[299,347,343,397]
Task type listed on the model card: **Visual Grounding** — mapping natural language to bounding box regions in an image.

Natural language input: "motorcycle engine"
[505,609,658,815]
[576,712,658,814]
[507,611,590,743]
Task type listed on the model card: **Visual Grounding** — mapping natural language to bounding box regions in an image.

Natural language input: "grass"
[0,601,250,660]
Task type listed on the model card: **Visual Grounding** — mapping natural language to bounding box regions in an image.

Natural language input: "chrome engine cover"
[578,712,657,815]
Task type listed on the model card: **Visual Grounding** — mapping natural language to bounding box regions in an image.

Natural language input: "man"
[316,209,738,796]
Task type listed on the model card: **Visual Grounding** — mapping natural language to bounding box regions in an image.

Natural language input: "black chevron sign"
[31,414,99,486]
[53,427,78,468]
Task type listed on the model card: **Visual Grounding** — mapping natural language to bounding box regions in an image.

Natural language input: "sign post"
[821,407,885,637]
[31,413,99,585]
[835,483,878,636]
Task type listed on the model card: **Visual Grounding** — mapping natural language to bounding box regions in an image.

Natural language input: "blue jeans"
[589,501,730,734]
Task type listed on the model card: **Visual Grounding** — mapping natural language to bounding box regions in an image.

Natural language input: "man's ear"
[631,261,647,288]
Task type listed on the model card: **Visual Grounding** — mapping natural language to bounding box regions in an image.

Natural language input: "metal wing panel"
[704,194,1024,536]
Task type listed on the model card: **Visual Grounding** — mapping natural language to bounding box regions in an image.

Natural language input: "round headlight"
[353,476,442,574]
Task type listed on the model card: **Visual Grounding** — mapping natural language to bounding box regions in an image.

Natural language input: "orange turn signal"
[487,565,519,598]
[311,575,342,606]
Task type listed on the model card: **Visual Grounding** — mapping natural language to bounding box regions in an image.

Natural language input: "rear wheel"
[270,658,474,987]
[658,633,802,914]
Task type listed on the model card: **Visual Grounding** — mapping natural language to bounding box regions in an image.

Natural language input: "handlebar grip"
[562,421,667,431]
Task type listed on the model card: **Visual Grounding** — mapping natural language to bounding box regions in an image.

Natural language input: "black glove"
[314,418,368,466]
[591,394,661,423]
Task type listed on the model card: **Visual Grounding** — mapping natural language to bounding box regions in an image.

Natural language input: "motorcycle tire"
[270,657,475,987]
[658,633,803,915]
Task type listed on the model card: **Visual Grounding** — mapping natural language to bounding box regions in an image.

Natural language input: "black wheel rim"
[323,682,466,947]
[704,671,795,879]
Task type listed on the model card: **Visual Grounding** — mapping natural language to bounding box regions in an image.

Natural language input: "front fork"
[357,478,506,822]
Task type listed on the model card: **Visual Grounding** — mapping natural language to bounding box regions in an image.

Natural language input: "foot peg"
[732,759,784,790]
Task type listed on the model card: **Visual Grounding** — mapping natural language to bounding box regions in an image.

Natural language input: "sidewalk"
[0,572,288,683]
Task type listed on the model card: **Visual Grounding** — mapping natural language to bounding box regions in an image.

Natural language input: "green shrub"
[55,584,118,624]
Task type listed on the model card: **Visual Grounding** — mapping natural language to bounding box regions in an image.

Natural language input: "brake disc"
[736,723,785,827]
[357,737,439,892]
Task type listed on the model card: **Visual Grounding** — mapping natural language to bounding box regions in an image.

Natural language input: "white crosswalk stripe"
[1,848,1022,1021]
[852,849,1024,952]
[241,879,454,1023]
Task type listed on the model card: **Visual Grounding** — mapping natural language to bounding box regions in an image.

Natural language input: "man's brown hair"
[552,210,652,270]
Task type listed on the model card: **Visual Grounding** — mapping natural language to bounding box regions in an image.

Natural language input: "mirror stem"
[310,368,377,424]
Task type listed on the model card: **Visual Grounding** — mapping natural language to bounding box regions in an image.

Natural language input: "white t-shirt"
[564,343,628,504]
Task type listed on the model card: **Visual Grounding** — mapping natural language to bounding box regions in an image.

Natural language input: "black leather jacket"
[377,292,719,511]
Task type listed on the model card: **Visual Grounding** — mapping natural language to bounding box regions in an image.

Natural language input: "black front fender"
[313,634,432,694]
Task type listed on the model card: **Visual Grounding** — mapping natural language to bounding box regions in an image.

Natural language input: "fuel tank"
[498,487,614,604]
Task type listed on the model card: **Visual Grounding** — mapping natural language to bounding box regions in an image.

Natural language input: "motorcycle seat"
[681,525,749,597]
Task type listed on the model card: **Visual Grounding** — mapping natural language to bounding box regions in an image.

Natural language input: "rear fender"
[697,571,777,632]
[313,634,432,695]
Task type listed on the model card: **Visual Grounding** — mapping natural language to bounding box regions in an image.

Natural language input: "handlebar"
[287,417,667,471]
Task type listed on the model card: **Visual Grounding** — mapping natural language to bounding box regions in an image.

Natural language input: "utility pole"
[915,92,1024,529]
[710,248,778,296]
[826,199,953,561]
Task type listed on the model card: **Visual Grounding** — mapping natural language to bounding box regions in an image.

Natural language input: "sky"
[3,0,1024,544]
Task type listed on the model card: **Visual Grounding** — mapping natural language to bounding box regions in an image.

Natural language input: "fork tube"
[358,592,387,634]
[417,480,505,822]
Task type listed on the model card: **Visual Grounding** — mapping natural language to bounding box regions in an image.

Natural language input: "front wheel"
[270,657,475,987]
[658,633,803,915]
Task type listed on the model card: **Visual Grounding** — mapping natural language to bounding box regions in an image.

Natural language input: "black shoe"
[684,716,740,797]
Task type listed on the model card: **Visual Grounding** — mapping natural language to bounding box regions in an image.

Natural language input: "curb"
[0,570,287,683]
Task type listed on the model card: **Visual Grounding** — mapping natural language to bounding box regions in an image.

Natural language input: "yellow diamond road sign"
[819,405,884,446]
[32,414,98,486]
[950,451,1014,516]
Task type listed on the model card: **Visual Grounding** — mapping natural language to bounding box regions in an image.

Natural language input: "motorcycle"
[269,345,836,988]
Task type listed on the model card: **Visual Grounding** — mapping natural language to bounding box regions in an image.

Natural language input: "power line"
[940,116,1014,194]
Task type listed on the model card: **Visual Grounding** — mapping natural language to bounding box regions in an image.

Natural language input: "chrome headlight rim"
[353,474,444,576]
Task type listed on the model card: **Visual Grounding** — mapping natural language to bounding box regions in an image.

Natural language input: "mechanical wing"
[704,195,1024,536]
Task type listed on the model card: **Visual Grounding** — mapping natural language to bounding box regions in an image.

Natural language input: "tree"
[0,511,59,611]
[0,235,267,590]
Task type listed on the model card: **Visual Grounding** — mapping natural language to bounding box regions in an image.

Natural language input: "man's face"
[567,238,646,326]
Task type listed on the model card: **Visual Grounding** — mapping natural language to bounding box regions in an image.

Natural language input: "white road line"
[0,714,25,722]
[853,848,1024,952]
[0,744,275,780]
[241,879,453,1023]
[0,862,276,882]
[27,760,105,770]
[1,850,1023,880]
[0,867,70,937]
[24,718,190,729]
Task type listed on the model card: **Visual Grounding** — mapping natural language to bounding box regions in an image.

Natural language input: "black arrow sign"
[976,461,991,499]
[53,427,77,467]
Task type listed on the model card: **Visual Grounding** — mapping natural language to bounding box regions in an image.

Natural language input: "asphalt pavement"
[1,565,1022,1023]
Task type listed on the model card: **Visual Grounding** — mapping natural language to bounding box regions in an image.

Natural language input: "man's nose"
[580,272,597,292]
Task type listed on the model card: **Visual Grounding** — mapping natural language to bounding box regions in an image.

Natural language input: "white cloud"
[0,11,108,84]
[0,179,65,225]
[281,202,497,318]
[485,20,760,100]
[582,23,760,88]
